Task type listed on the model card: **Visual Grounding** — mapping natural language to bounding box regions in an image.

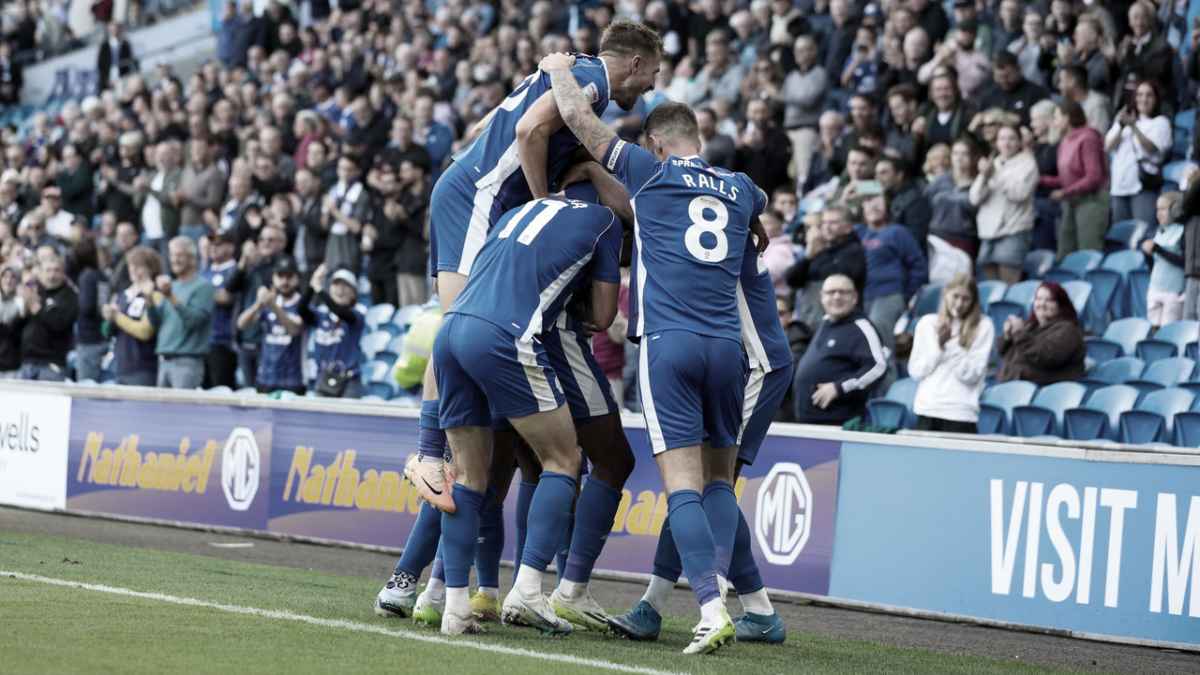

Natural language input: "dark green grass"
[0,532,1069,674]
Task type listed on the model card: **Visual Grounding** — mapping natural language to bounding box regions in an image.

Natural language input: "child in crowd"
[1143,191,1186,327]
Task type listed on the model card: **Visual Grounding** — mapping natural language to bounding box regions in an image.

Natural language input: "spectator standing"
[39,186,73,243]
[57,144,94,222]
[307,264,366,398]
[914,74,974,149]
[237,256,306,395]
[1040,100,1108,259]
[17,251,78,381]
[1114,1,1175,111]
[1142,192,1186,327]
[150,236,214,389]
[323,155,370,274]
[97,132,142,226]
[760,210,794,296]
[1105,80,1171,227]
[1057,65,1111,136]
[97,22,136,94]
[177,139,226,242]
[732,99,792,195]
[134,141,183,254]
[202,231,239,388]
[976,51,1049,126]
[792,273,888,424]
[689,30,744,107]
[394,156,431,308]
[0,266,21,377]
[875,155,931,248]
[73,236,108,381]
[230,224,286,388]
[857,193,928,351]
[926,138,979,259]
[103,246,161,385]
[782,35,827,190]
[697,107,735,169]
[997,282,1086,385]
[1173,169,1200,320]
[907,273,993,433]
[0,40,22,106]
[971,124,1039,284]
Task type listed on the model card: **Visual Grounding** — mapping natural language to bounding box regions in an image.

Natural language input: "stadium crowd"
[1,0,1199,435]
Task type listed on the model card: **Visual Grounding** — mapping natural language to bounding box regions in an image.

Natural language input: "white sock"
[739,588,774,615]
[640,575,674,614]
[514,564,543,597]
[425,577,446,599]
[699,596,727,624]
[557,579,587,600]
[445,586,470,617]
[476,586,498,599]
[717,575,729,601]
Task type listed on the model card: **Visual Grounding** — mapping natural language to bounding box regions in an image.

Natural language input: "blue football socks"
[666,490,721,606]
[563,477,621,583]
[440,484,485,588]
[520,472,577,571]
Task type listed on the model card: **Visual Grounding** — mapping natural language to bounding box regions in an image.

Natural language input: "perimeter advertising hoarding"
[829,441,1200,647]
[0,390,71,510]
[66,399,273,530]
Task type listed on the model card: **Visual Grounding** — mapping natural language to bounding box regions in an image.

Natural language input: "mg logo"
[221,427,260,511]
[754,462,813,565]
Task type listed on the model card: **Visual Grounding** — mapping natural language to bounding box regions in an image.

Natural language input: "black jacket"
[792,309,887,424]
[20,283,79,367]
[97,39,137,93]
[786,234,867,294]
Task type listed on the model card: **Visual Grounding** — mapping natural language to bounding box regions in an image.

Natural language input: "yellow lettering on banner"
[333,451,359,507]
[138,453,159,490]
[320,451,342,504]
[284,446,312,501]
[625,490,658,535]
[158,453,178,490]
[78,432,103,482]
[196,443,216,493]
[355,470,379,510]
[302,465,326,503]
[377,471,405,512]
[611,490,633,532]
[117,436,142,487]
[75,431,217,494]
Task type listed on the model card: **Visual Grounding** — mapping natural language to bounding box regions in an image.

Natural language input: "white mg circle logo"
[221,427,260,511]
[754,462,813,565]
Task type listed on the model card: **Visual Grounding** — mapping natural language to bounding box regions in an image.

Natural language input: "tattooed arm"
[542,53,617,165]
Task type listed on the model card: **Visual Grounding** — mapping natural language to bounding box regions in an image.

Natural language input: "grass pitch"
[0,531,1065,674]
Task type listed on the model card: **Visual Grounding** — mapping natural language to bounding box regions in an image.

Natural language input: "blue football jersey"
[450,197,622,341]
[257,293,305,389]
[203,260,237,348]
[311,300,367,373]
[452,56,611,211]
[736,241,792,372]
[601,138,767,344]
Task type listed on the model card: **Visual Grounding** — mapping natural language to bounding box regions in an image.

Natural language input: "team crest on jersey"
[583,82,599,103]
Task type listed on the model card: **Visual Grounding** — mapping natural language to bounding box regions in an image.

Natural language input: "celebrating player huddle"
[373,20,792,657]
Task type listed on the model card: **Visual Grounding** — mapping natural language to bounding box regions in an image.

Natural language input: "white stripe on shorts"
[559,325,610,418]
[457,187,496,276]
[737,366,766,446]
[515,337,559,412]
[637,339,667,454]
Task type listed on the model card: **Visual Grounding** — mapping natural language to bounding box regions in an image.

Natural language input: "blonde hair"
[939,273,983,349]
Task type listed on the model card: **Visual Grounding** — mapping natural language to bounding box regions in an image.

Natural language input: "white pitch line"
[2,571,684,675]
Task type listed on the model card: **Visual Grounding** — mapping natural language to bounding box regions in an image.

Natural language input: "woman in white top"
[969,123,1039,284]
[1105,79,1172,226]
[907,273,994,433]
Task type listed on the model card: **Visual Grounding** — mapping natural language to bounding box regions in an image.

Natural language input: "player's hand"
[540,52,575,72]
[750,217,770,254]
[811,382,839,409]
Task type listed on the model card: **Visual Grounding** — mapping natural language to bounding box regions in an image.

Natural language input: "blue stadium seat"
[365,383,395,400]
[1062,280,1091,318]
[1087,356,1146,385]
[1011,381,1089,437]
[912,284,943,318]
[1127,269,1150,319]
[976,280,1007,310]
[867,377,918,429]
[1104,220,1149,253]
[1163,160,1195,186]
[1064,384,1141,441]
[391,304,424,331]
[1023,249,1055,279]
[386,335,406,354]
[986,300,1025,332]
[372,351,399,369]
[377,323,403,337]
[1083,269,1122,327]
[1085,318,1152,362]
[1172,110,1194,158]
[1004,280,1041,310]
[1101,250,1149,318]
[1173,412,1200,446]
[1044,250,1103,283]
[360,331,391,358]
[1140,320,1200,363]
[1126,357,1196,396]
[366,359,395,384]
[1119,387,1195,445]
[365,303,396,329]
[977,380,1038,435]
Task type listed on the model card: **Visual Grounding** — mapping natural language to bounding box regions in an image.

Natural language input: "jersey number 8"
[685,196,729,263]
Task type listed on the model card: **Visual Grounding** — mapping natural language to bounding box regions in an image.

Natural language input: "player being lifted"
[376,21,661,620]
[407,20,663,512]
[541,53,769,654]
[428,184,624,636]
